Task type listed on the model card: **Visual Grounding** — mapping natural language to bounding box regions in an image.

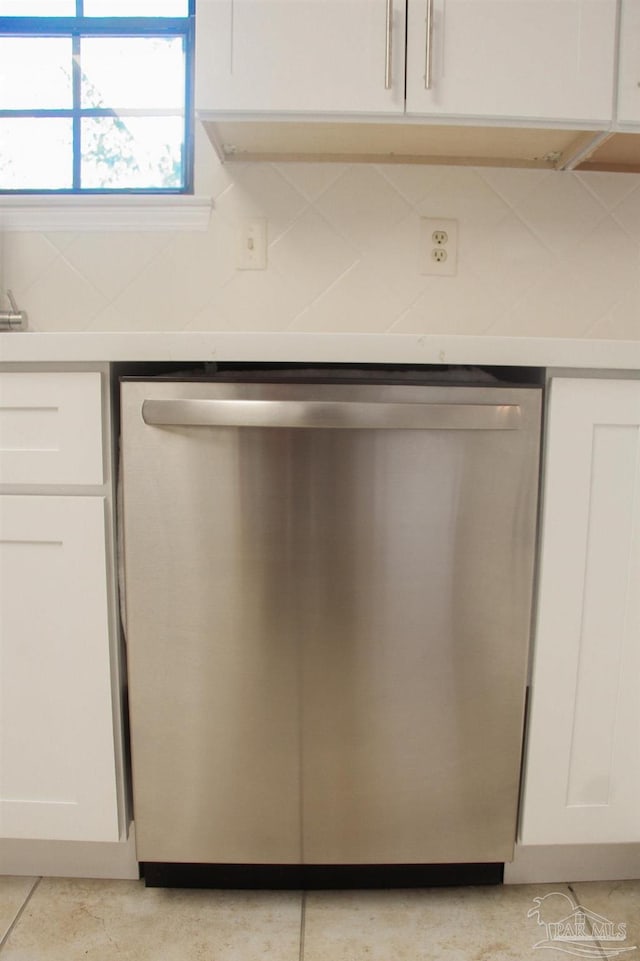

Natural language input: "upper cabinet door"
[617,0,640,125]
[405,0,617,124]
[196,0,406,115]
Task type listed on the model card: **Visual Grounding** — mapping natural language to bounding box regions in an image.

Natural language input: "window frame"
[0,1,195,195]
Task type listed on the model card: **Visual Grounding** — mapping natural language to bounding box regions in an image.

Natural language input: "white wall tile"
[3,150,640,341]
[391,274,501,336]
[477,167,552,209]
[4,232,61,297]
[466,213,555,310]
[202,269,308,331]
[513,173,608,257]
[212,164,308,241]
[376,164,448,207]
[586,288,640,340]
[417,168,511,229]
[576,170,640,211]
[289,260,412,333]
[61,232,171,301]
[275,163,348,203]
[314,166,412,252]
[269,209,358,305]
[22,256,107,331]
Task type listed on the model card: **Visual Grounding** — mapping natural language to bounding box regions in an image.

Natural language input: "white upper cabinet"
[617,0,640,125]
[405,0,617,123]
[196,0,407,115]
[196,0,617,124]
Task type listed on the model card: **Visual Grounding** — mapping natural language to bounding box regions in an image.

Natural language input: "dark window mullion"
[72,32,81,189]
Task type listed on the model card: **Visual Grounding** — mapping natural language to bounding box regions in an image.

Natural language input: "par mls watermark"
[528,891,637,958]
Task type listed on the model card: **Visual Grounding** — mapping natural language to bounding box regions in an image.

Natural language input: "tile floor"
[0,875,638,960]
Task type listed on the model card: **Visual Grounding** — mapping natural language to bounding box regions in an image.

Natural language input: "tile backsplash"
[4,130,640,340]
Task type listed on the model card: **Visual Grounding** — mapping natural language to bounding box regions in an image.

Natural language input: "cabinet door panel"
[617,0,640,125]
[0,496,119,842]
[520,379,640,845]
[196,0,406,115]
[406,0,616,123]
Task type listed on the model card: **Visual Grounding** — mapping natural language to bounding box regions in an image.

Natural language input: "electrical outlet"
[237,218,267,270]
[420,218,458,276]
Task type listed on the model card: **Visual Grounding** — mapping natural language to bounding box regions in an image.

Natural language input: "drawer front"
[0,372,103,486]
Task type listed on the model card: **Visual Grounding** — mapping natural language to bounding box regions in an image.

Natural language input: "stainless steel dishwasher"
[120,373,542,883]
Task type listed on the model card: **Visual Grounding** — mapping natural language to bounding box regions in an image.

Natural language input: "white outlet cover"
[420,218,458,276]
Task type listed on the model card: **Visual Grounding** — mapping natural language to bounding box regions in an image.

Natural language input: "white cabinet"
[520,378,640,846]
[405,0,616,124]
[0,371,122,844]
[617,0,640,126]
[0,372,103,486]
[196,0,617,125]
[0,497,119,842]
[196,0,406,115]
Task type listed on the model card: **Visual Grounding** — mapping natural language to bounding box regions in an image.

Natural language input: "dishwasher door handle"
[141,398,522,431]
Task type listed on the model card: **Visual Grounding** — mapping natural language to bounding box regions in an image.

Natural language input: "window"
[0,1,194,193]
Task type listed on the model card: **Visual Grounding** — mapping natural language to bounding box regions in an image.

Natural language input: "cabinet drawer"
[0,372,103,486]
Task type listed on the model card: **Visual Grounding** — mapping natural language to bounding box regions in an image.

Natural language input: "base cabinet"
[520,377,640,845]
[0,370,123,845]
[0,496,119,842]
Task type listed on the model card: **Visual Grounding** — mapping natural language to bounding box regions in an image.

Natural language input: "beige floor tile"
[0,877,38,943]
[302,883,577,961]
[572,880,640,957]
[0,878,302,961]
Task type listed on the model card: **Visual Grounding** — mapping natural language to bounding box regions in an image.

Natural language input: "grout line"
[298,891,306,961]
[0,877,41,954]
[567,883,608,960]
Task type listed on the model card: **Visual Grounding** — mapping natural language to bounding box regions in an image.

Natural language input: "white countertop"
[1,331,640,370]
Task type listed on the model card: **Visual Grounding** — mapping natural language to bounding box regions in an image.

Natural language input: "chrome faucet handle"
[0,289,27,330]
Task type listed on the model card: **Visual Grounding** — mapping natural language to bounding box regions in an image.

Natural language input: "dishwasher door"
[120,378,541,866]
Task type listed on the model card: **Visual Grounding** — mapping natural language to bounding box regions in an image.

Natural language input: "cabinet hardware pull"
[425,0,434,89]
[385,0,393,89]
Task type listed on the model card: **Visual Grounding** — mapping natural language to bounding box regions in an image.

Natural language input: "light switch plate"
[237,219,267,270]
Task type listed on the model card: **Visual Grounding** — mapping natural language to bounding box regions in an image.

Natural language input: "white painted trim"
[0,825,139,880]
[0,196,213,232]
[505,843,640,884]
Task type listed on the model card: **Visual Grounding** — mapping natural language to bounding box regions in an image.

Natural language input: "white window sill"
[0,195,213,231]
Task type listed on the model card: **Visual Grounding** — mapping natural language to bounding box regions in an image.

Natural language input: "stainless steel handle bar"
[425,0,434,89]
[142,399,522,431]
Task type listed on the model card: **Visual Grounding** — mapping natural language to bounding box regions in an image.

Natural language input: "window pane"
[81,116,183,189]
[83,0,188,14]
[81,37,184,110]
[0,118,72,189]
[0,38,72,109]
[0,1,75,13]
